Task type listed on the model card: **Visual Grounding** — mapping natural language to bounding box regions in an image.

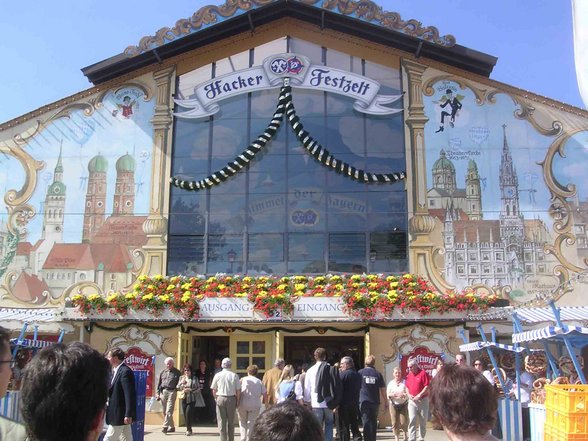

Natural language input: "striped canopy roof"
[459,341,527,353]
[512,325,588,347]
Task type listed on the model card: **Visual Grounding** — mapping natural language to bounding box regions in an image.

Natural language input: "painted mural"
[0,82,155,305]
[422,76,588,304]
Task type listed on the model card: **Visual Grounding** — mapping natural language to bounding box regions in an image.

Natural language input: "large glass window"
[168,37,407,275]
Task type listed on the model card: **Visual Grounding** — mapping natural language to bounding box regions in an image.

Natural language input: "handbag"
[191,389,206,407]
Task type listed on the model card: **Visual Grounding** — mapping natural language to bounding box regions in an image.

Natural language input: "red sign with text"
[400,346,442,378]
[125,347,154,397]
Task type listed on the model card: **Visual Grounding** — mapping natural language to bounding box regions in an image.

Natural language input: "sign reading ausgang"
[175,53,403,119]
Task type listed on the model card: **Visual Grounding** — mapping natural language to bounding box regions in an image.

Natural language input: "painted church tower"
[113,154,136,216]
[431,149,456,192]
[42,147,66,243]
[82,154,108,243]
[498,124,525,284]
[465,159,483,220]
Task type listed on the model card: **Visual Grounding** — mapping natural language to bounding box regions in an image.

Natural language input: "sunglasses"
[0,359,15,369]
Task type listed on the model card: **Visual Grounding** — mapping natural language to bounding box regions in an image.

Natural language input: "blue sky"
[0,1,582,124]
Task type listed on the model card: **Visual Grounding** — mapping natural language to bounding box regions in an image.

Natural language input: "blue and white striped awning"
[512,325,588,347]
[10,338,55,348]
[0,308,57,323]
[514,306,588,324]
[460,341,526,353]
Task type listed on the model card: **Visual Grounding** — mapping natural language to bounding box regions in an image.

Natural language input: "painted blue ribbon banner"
[174,53,403,119]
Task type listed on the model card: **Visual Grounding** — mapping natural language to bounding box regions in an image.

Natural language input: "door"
[229,334,273,378]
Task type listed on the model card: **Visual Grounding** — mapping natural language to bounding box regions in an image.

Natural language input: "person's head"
[199,359,208,372]
[436,359,444,370]
[249,401,324,441]
[279,364,295,382]
[340,356,354,371]
[455,354,466,366]
[364,355,376,368]
[107,347,125,368]
[123,96,130,103]
[222,357,232,369]
[183,363,193,377]
[473,359,485,372]
[0,326,12,398]
[393,366,402,380]
[408,358,421,373]
[430,364,497,437]
[247,364,259,376]
[313,347,326,362]
[446,89,453,96]
[165,357,175,369]
[275,358,286,369]
[214,358,222,368]
[21,342,110,441]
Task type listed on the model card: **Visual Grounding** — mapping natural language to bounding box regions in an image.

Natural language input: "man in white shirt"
[303,347,334,441]
[211,357,241,441]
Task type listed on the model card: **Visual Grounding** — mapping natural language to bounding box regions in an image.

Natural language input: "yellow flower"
[368,282,378,289]
[167,284,176,291]
[170,276,180,284]
[154,275,164,281]
[258,291,268,297]
[107,294,118,302]
[335,284,343,290]
[386,275,397,282]
[243,277,253,283]
[313,292,323,297]
[125,293,136,300]
[351,275,361,281]
[235,293,247,297]
[147,284,156,291]
[218,284,226,290]
[88,294,101,301]
[295,291,305,296]
[390,281,399,288]
[295,283,305,291]
[402,274,413,279]
[159,294,170,302]
[278,284,287,291]
[71,294,83,301]
[367,275,377,281]
[387,290,397,297]
[181,283,192,290]
[142,293,154,301]
[138,275,148,282]
[182,293,192,302]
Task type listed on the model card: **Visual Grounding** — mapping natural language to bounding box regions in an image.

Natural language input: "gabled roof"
[12,272,50,303]
[82,0,497,84]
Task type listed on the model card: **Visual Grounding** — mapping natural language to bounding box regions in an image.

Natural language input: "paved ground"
[142,423,450,441]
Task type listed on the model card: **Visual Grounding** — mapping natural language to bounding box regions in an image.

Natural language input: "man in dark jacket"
[358,355,387,441]
[338,356,362,441]
[104,347,136,441]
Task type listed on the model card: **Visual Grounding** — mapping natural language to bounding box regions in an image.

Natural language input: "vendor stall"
[511,301,588,441]
[459,328,525,441]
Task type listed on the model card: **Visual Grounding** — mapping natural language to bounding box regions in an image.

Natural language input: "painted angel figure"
[435,89,464,133]
[112,95,136,118]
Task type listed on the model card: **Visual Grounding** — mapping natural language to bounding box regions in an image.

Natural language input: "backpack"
[280,381,297,401]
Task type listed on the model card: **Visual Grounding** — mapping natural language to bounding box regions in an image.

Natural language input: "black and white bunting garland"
[170,83,406,192]
[284,98,406,184]
[170,86,289,191]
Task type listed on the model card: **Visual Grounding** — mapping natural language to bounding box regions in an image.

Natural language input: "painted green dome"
[116,154,135,173]
[432,150,455,172]
[48,181,66,195]
[88,155,108,173]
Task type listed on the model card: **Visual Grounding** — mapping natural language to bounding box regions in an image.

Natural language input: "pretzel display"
[558,355,584,377]
[499,352,516,373]
[525,353,547,375]
[551,376,569,385]
[533,377,550,389]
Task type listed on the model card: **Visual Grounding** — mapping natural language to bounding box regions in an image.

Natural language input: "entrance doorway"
[192,336,229,371]
[283,336,365,372]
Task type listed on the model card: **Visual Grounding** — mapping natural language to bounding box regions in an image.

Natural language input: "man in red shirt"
[405,359,430,441]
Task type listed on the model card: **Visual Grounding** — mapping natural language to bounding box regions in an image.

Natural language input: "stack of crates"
[544,384,588,441]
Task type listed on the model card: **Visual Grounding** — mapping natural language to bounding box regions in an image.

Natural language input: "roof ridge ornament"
[124,0,456,57]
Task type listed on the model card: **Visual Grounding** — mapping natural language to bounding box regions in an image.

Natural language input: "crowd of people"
[0,327,518,441]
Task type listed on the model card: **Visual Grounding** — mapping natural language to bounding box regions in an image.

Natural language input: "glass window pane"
[328,233,366,273]
[237,341,250,354]
[237,357,250,370]
[252,341,265,354]
[252,357,265,370]
[167,236,204,276]
[208,235,243,274]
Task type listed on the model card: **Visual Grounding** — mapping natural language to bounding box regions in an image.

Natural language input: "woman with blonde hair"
[276,364,303,403]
